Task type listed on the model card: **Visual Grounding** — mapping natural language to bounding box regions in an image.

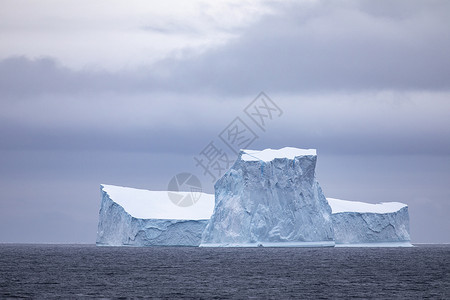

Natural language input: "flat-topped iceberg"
[97,147,412,247]
[96,184,215,246]
[201,147,335,247]
[327,198,411,247]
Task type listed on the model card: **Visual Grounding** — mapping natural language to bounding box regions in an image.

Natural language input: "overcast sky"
[0,0,449,243]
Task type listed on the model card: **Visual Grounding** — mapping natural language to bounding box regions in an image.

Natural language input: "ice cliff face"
[201,147,335,247]
[97,148,412,247]
[327,198,411,246]
[96,185,214,246]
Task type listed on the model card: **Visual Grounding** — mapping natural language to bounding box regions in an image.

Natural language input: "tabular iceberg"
[200,147,335,247]
[96,185,214,246]
[327,198,412,247]
[97,147,412,247]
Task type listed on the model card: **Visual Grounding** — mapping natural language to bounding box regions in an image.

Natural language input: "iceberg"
[327,198,412,247]
[96,184,215,246]
[96,147,412,247]
[200,147,335,247]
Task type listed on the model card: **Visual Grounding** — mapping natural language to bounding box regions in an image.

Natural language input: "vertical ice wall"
[327,198,411,246]
[96,185,214,246]
[201,147,335,247]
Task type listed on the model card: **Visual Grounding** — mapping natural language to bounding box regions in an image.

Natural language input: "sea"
[0,244,448,299]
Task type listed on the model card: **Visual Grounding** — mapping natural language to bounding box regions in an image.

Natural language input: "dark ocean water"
[0,244,449,299]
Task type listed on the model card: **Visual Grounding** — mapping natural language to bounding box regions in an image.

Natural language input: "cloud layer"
[2,1,450,97]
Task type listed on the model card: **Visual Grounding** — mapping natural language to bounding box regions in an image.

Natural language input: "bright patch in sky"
[0,0,273,70]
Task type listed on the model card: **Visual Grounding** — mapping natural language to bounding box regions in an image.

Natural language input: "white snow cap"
[241,147,317,162]
[327,198,407,214]
[101,184,215,220]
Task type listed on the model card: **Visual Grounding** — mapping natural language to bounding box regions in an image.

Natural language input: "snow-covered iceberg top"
[327,198,407,214]
[241,147,316,162]
[101,184,214,220]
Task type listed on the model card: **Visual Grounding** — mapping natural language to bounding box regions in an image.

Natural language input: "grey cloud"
[166,0,450,94]
[141,23,203,35]
[357,0,450,19]
[0,119,212,155]
[0,56,150,97]
[1,93,449,156]
[1,1,450,98]
[0,57,85,96]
